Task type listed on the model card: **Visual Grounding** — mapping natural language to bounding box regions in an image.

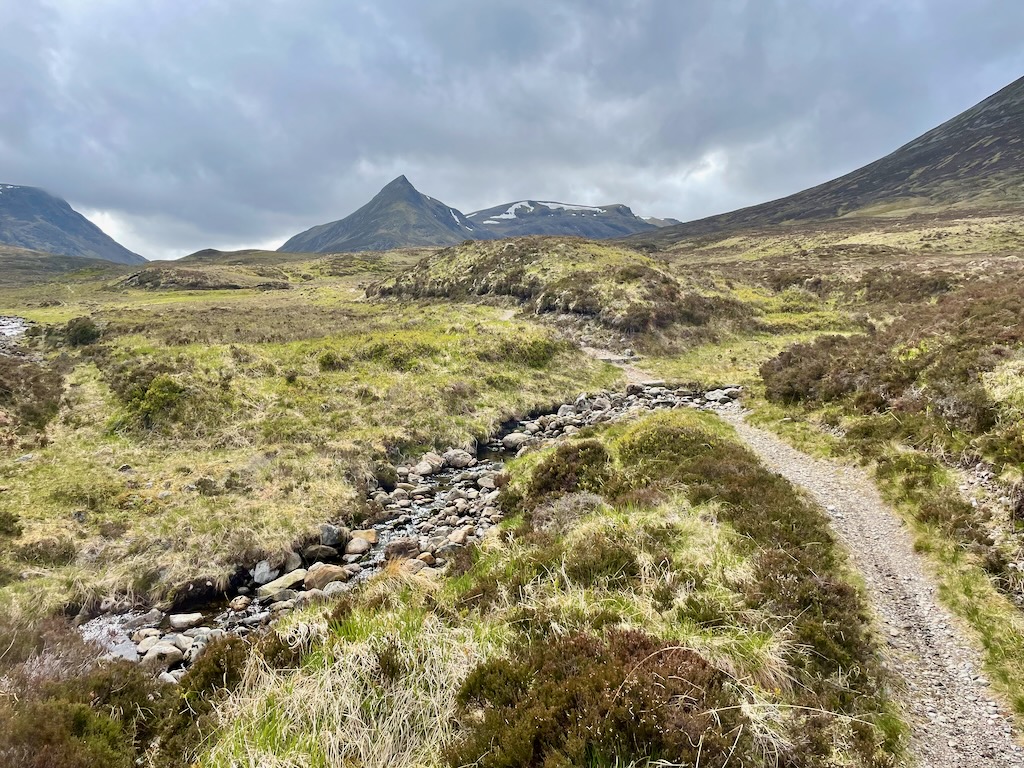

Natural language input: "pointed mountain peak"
[382,174,416,191]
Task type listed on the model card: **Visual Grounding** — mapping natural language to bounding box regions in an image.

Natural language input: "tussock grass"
[207,573,506,768]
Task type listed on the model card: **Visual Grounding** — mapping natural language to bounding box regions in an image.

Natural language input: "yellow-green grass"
[0,286,621,617]
[661,212,1024,266]
[643,332,830,387]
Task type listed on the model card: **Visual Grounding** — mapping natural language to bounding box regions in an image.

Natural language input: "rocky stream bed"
[80,382,743,684]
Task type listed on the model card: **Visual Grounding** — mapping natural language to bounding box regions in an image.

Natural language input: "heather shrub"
[0,356,64,431]
[447,630,748,768]
[525,439,611,505]
[63,316,101,347]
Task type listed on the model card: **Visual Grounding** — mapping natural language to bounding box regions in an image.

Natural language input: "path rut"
[722,413,1022,768]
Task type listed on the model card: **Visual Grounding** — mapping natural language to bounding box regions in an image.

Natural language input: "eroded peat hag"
[77,382,745,680]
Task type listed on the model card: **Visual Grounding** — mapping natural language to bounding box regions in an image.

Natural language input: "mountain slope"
[466,200,656,238]
[279,175,488,253]
[635,75,1024,245]
[0,184,145,264]
[0,245,126,287]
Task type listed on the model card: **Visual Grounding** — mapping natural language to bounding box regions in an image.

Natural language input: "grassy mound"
[369,236,748,332]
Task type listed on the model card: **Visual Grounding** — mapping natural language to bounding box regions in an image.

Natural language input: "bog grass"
[0,271,621,616]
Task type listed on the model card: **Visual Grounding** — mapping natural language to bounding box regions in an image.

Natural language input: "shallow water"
[0,316,28,338]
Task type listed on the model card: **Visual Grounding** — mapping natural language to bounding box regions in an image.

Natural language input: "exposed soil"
[580,346,650,385]
[723,414,1023,768]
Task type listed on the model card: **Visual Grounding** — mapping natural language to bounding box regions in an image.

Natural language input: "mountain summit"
[279,175,485,253]
[0,184,145,264]
[280,176,664,253]
[636,74,1024,245]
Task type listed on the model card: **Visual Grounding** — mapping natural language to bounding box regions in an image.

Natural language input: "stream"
[80,381,743,682]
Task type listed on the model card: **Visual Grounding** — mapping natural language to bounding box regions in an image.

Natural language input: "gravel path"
[581,346,650,385]
[723,414,1023,768]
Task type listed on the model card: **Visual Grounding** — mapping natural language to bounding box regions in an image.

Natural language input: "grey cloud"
[0,0,1022,258]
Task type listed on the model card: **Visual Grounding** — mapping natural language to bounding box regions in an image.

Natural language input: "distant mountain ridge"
[466,200,655,239]
[279,176,664,253]
[0,184,145,264]
[632,75,1024,246]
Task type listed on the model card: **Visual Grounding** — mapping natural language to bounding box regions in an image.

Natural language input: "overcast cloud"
[1,0,1022,259]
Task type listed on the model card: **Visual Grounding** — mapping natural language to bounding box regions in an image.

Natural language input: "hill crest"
[634,74,1024,246]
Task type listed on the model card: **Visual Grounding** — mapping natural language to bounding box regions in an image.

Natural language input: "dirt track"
[723,414,1023,768]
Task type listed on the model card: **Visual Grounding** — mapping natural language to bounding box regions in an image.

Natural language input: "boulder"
[252,560,279,585]
[137,635,161,654]
[295,588,326,607]
[229,595,252,612]
[447,527,471,546]
[442,448,474,468]
[303,544,339,562]
[350,528,379,545]
[345,537,372,556]
[557,404,576,417]
[501,432,530,451]
[384,537,420,560]
[402,558,427,575]
[323,580,351,597]
[132,627,161,644]
[165,633,194,652]
[142,642,184,669]
[304,564,349,591]
[283,550,303,572]
[124,608,164,630]
[256,568,307,598]
[421,452,445,472]
[184,642,206,665]
[168,613,204,631]
[320,524,348,547]
[412,460,435,476]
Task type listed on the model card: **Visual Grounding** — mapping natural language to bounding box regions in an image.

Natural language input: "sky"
[1,1,1023,260]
